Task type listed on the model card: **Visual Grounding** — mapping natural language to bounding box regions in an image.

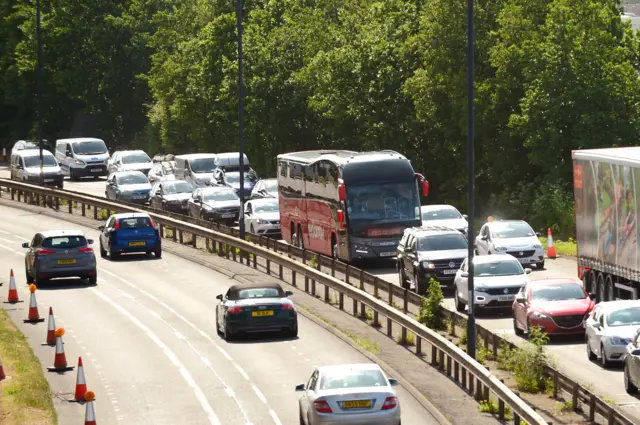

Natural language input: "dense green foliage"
[2,0,640,236]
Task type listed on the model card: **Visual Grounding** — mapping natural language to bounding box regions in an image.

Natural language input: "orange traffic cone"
[44,307,56,345]
[547,228,557,259]
[4,269,22,304]
[23,284,45,323]
[46,328,74,372]
[74,357,88,401]
[0,358,6,381]
[84,391,97,425]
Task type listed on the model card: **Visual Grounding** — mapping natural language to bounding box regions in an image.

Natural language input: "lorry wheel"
[605,275,615,301]
[596,273,606,303]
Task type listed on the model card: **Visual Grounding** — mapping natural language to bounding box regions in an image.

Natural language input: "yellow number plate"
[129,241,146,247]
[342,400,371,409]
[57,259,76,265]
[251,310,274,317]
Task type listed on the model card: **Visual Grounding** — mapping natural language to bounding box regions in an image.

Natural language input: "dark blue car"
[98,213,162,260]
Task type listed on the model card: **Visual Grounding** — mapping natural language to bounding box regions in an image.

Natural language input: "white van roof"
[56,138,105,145]
[175,153,217,160]
[17,149,55,157]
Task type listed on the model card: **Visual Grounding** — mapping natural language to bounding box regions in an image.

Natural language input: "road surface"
[0,203,439,424]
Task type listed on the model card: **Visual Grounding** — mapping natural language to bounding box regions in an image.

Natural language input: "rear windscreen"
[42,236,87,248]
[118,217,152,229]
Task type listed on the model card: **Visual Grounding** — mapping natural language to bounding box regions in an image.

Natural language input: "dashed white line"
[251,384,267,404]
[0,237,15,244]
[0,244,15,252]
[91,288,221,425]
[0,229,8,234]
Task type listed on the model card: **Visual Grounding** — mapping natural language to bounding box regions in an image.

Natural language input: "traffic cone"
[84,391,97,425]
[547,228,557,259]
[23,284,45,323]
[74,357,88,401]
[46,328,74,372]
[0,359,5,381]
[4,269,22,304]
[43,307,56,345]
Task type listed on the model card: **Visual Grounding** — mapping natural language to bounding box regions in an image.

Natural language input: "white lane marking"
[106,283,253,425]
[251,384,267,404]
[269,410,283,425]
[0,237,15,244]
[98,268,281,424]
[14,252,25,257]
[0,244,15,252]
[91,289,221,425]
[11,234,28,241]
[0,229,8,234]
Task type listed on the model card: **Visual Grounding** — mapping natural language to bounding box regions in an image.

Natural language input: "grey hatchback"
[23,230,97,285]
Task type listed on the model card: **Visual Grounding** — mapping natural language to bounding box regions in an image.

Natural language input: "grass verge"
[538,237,577,257]
[299,307,381,355]
[0,309,57,425]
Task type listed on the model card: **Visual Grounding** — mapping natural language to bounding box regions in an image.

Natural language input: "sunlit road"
[0,167,107,198]
[0,203,438,424]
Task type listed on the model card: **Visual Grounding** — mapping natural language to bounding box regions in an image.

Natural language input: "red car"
[512,278,596,336]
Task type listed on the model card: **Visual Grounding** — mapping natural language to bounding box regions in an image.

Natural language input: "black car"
[149,180,194,214]
[215,282,297,341]
[396,225,468,294]
[187,186,241,225]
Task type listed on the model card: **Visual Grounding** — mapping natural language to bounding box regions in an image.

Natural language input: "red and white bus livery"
[277,150,429,261]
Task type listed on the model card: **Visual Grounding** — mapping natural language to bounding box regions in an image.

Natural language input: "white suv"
[475,220,545,269]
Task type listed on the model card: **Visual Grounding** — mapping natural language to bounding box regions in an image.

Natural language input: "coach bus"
[277,150,429,261]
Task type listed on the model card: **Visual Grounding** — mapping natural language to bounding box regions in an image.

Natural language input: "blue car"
[98,213,162,260]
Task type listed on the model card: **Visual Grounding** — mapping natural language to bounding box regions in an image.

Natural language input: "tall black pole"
[466,0,476,359]
[236,0,246,240]
[36,0,44,186]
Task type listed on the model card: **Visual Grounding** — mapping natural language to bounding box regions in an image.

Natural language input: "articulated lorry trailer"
[573,147,640,301]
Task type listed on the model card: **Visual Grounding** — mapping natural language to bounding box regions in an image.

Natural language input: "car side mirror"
[87,239,94,245]
[536,232,541,237]
[216,294,223,301]
[461,272,469,278]
[98,225,105,231]
[66,151,72,157]
[593,322,602,330]
[524,268,532,274]
[463,214,468,220]
[388,378,398,386]
[589,292,596,300]
[516,296,527,304]
[631,349,640,356]
[295,384,305,392]
[482,236,488,241]
[21,242,29,248]
[285,291,293,297]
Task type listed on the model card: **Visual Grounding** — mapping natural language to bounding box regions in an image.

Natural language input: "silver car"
[585,300,640,368]
[105,171,152,204]
[296,363,401,425]
[23,230,97,285]
[244,198,280,236]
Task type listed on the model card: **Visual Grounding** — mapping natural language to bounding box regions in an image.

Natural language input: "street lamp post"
[236,0,246,240]
[36,0,44,186]
[466,0,476,359]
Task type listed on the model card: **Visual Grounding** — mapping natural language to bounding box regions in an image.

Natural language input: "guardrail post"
[403,290,408,314]
[607,408,614,425]
[252,252,256,268]
[439,350,445,370]
[388,281,393,307]
[373,277,379,299]
[331,260,335,277]
[339,292,344,310]
[305,276,309,292]
[571,382,578,411]
[205,237,210,251]
[311,279,316,296]
[461,368,467,389]
[482,380,489,401]
[324,285,329,303]
[454,361,459,382]
[192,233,197,248]
[416,336,421,355]
[345,265,350,284]
[68,200,73,214]
[266,259,270,275]
[431,346,438,366]
[553,370,558,399]
[292,271,297,287]
[178,230,183,244]
[446,354,452,376]
[588,395,595,421]
[279,264,283,280]
[468,373,474,396]
[81,203,86,216]
[35,193,39,205]
[359,269,364,289]
[55,197,59,210]
[514,413,520,425]
[492,333,499,358]
[387,317,392,337]
[353,298,358,316]
[232,246,237,261]
[498,382,505,420]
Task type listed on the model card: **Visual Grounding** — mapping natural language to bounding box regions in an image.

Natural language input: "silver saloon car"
[296,363,401,425]
[23,230,97,285]
[585,300,640,368]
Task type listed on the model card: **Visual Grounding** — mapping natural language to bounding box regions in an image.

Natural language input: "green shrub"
[512,327,551,392]
[417,278,445,330]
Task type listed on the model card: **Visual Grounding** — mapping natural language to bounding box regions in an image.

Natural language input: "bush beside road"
[539,236,578,257]
[0,309,57,425]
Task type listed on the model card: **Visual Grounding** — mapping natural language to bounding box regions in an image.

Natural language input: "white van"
[55,138,109,180]
[174,153,218,187]
[11,149,64,188]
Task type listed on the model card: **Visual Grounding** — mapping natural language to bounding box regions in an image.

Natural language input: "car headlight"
[474,284,488,293]
[533,244,543,249]
[257,219,269,224]
[74,159,85,166]
[532,312,550,319]
[611,336,631,346]
[421,261,435,269]
[494,246,508,251]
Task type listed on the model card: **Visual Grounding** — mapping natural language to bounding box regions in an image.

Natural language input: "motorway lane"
[0,203,438,425]
[0,167,107,198]
[367,259,640,416]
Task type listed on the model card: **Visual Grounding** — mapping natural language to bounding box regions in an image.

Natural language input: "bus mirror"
[422,180,430,197]
[338,184,346,201]
[337,210,345,224]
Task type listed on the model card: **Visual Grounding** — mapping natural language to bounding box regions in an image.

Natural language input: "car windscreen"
[118,217,153,229]
[492,222,535,238]
[233,287,284,299]
[225,170,259,184]
[418,234,467,251]
[23,155,58,168]
[606,307,640,327]
[190,158,217,173]
[203,190,238,202]
[531,284,587,301]
[254,202,279,213]
[319,369,387,390]
[264,179,278,192]
[422,208,462,220]
[117,174,148,185]
[475,261,523,277]
[42,236,87,248]
[71,141,107,155]
[164,181,193,194]
[122,153,151,164]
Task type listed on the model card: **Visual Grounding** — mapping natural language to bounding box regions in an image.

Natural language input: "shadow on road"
[34,277,97,290]
[106,253,161,263]
[223,332,299,344]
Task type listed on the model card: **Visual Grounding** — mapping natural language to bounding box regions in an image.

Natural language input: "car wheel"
[70,168,77,181]
[537,260,545,270]
[398,268,409,290]
[109,248,120,261]
[586,337,597,361]
[289,320,299,338]
[454,286,465,313]
[99,240,107,258]
[250,224,255,234]
[88,273,97,285]
[526,317,533,335]
[299,409,305,425]
[154,247,162,259]
[513,318,524,336]
[625,364,638,394]
[57,182,64,189]
[601,344,611,368]
[224,323,235,341]
[25,264,34,284]
[414,270,425,295]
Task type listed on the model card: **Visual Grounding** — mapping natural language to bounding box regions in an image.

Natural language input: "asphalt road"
[0,167,108,198]
[0,203,438,425]
[367,258,640,417]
